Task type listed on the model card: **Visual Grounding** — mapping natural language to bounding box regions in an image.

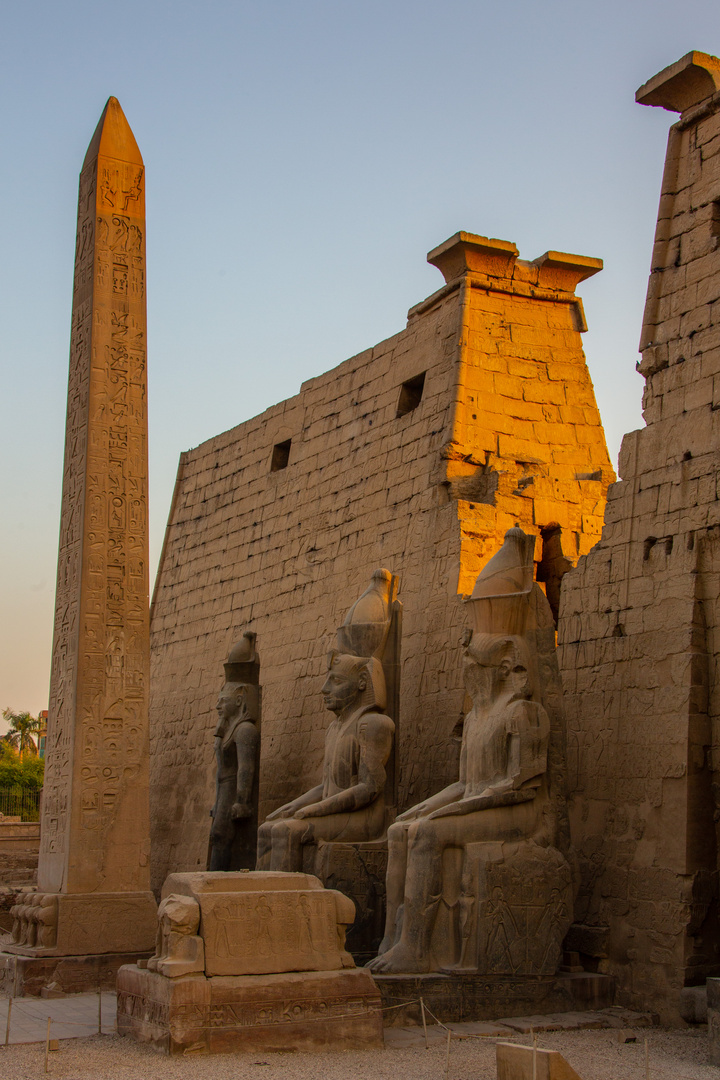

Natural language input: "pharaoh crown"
[224,631,260,685]
[467,527,536,637]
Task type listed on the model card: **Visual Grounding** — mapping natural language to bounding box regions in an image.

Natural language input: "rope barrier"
[419,1000,527,1043]
[0,992,116,1049]
[0,992,416,1047]
[3,1003,112,1026]
[0,989,556,1047]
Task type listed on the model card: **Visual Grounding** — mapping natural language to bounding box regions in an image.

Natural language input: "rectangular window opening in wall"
[712,200,720,238]
[270,439,291,472]
[396,372,426,418]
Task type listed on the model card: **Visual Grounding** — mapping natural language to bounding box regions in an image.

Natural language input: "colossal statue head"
[215,632,260,732]
[462,632,532,706]
[322,651,387,716]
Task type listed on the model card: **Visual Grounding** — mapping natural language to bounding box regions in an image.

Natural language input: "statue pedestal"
[431,840,573,974]
[118,871,383,1055]
[117,966,382,1054]
[374,971,615,1026]
[312,840,388,963]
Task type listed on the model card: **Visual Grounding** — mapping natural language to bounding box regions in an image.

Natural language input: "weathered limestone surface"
[3,98,155,965]
[117,871,382,1054]
[149,232,613,891]
[558,53,720,1021]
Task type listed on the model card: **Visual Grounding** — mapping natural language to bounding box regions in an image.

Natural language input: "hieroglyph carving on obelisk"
[9,99,156,957]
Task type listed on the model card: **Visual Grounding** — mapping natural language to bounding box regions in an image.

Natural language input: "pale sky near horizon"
[1,0,718,718]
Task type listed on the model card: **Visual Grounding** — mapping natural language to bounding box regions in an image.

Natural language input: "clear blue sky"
[1,0,717,715]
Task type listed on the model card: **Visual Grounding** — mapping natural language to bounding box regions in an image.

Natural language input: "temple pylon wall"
[149,231,613,894]
[558,52,720,1022]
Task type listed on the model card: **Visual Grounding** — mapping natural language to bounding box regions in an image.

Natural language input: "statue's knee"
[409,819,437,850]
[406,820,421,842]
[387,822,404,843]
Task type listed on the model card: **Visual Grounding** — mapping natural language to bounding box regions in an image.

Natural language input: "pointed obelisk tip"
[82,95,143,170]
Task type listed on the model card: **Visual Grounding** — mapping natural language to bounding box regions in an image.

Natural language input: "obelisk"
[4,99,156,976]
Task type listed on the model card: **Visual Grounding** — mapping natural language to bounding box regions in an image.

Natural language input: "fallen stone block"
[497,1041,583,1080]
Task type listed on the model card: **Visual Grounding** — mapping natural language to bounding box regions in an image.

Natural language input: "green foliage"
[0,709,45,792]
[2,707,43,757]
[0,750,44,790]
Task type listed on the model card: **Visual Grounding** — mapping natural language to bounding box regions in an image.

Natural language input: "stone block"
[496,1041,583,1080]
[117,965,382,1055]
[158,872,355,977]
[427,840,573,976]
[679,983,707,1023]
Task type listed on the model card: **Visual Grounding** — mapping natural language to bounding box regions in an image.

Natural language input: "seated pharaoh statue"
[256,569,399,876]
[368,528,573,976]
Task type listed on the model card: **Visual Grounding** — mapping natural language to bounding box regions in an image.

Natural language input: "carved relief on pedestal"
[150,871,356,977]
[10,893,58,950]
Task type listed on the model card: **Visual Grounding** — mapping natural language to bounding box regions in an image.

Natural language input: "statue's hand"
[396,802,425,822]
[230,802,251,821]
[293,803,320,819]
[265,803,294,822]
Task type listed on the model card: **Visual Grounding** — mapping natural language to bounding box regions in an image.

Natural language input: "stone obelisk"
[4,99,156,980]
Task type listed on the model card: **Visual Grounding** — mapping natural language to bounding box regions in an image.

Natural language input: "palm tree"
[2,709,43,757]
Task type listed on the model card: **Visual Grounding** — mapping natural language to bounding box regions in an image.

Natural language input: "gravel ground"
[0,1026,716,1080]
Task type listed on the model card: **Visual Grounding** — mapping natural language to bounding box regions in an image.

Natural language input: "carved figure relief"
[10,893,58,950]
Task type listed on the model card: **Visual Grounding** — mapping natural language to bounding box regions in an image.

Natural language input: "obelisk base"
[0,890,156,996]
[0,948,154,998]
[2,890,156,958]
